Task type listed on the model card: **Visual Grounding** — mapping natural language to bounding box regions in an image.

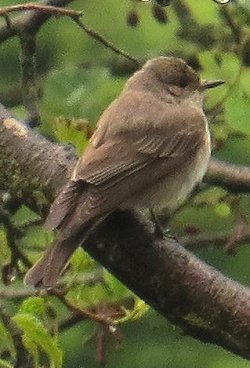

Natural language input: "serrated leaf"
[13,314,62,368]
[19,297,46,316]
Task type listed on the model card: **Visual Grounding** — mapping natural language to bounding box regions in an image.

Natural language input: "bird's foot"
[150,209,177,241]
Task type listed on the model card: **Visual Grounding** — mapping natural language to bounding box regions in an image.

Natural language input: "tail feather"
[24,234,82,288]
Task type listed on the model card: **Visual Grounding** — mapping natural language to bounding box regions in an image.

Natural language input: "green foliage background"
[0,0,250,367]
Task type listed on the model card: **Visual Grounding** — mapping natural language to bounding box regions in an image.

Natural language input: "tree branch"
[205,159,250,193]
[181,230,250,250]
[1,104,250,359]
[83,210,250,359]
[0,104,76,215]
[0,0,74,43]
[0,3,82,17]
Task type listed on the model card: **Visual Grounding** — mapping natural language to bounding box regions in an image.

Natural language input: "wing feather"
[45,180,84,230]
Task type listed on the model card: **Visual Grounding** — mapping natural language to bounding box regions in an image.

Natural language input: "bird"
[24,56,224,288]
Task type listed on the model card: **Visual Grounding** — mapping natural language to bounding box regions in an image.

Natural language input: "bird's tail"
[24,229,87,288]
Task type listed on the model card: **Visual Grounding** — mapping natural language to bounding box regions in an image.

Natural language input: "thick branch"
[1,104,250,358]
[84,210,250,359]
[0,104,76,215]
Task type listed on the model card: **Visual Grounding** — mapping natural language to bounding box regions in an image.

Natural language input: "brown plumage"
[24,57,224,288]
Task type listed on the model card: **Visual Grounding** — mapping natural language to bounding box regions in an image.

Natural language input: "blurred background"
[0,0,250,367]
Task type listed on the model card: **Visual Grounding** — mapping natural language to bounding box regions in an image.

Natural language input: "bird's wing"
[46,93,207,231]
[44,180,85,230]
[74,91,206,187]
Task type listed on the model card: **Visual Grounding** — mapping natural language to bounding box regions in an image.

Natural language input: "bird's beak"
[199,79,225,91]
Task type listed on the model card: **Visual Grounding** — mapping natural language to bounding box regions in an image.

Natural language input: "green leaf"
[0,358,13,368]
[70,249,97,275]
[13,314,62,368]
[19,225,54,261]
[19,297,47,316]
[103,271,133,301]
[116,298,149,323]
[66,268,131,308]
[11,205,41,228]
[0,322,15,360]
[67,281,110,309]
[52,117,89,155]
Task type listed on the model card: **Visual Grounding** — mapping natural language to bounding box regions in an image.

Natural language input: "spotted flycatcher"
[25,57,224,287]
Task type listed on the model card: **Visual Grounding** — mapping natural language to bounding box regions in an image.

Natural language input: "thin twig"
[181,229,250,250]
[0,0,75,43]
[0,287,38,299]
[205,159,250,193]
[0,3,82,18]
[72,17,139,67]
[54,292,117,325]
[0,287,125,328]
[0,2,139,66]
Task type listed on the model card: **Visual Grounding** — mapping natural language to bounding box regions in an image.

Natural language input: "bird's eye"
[178,75,189,88]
